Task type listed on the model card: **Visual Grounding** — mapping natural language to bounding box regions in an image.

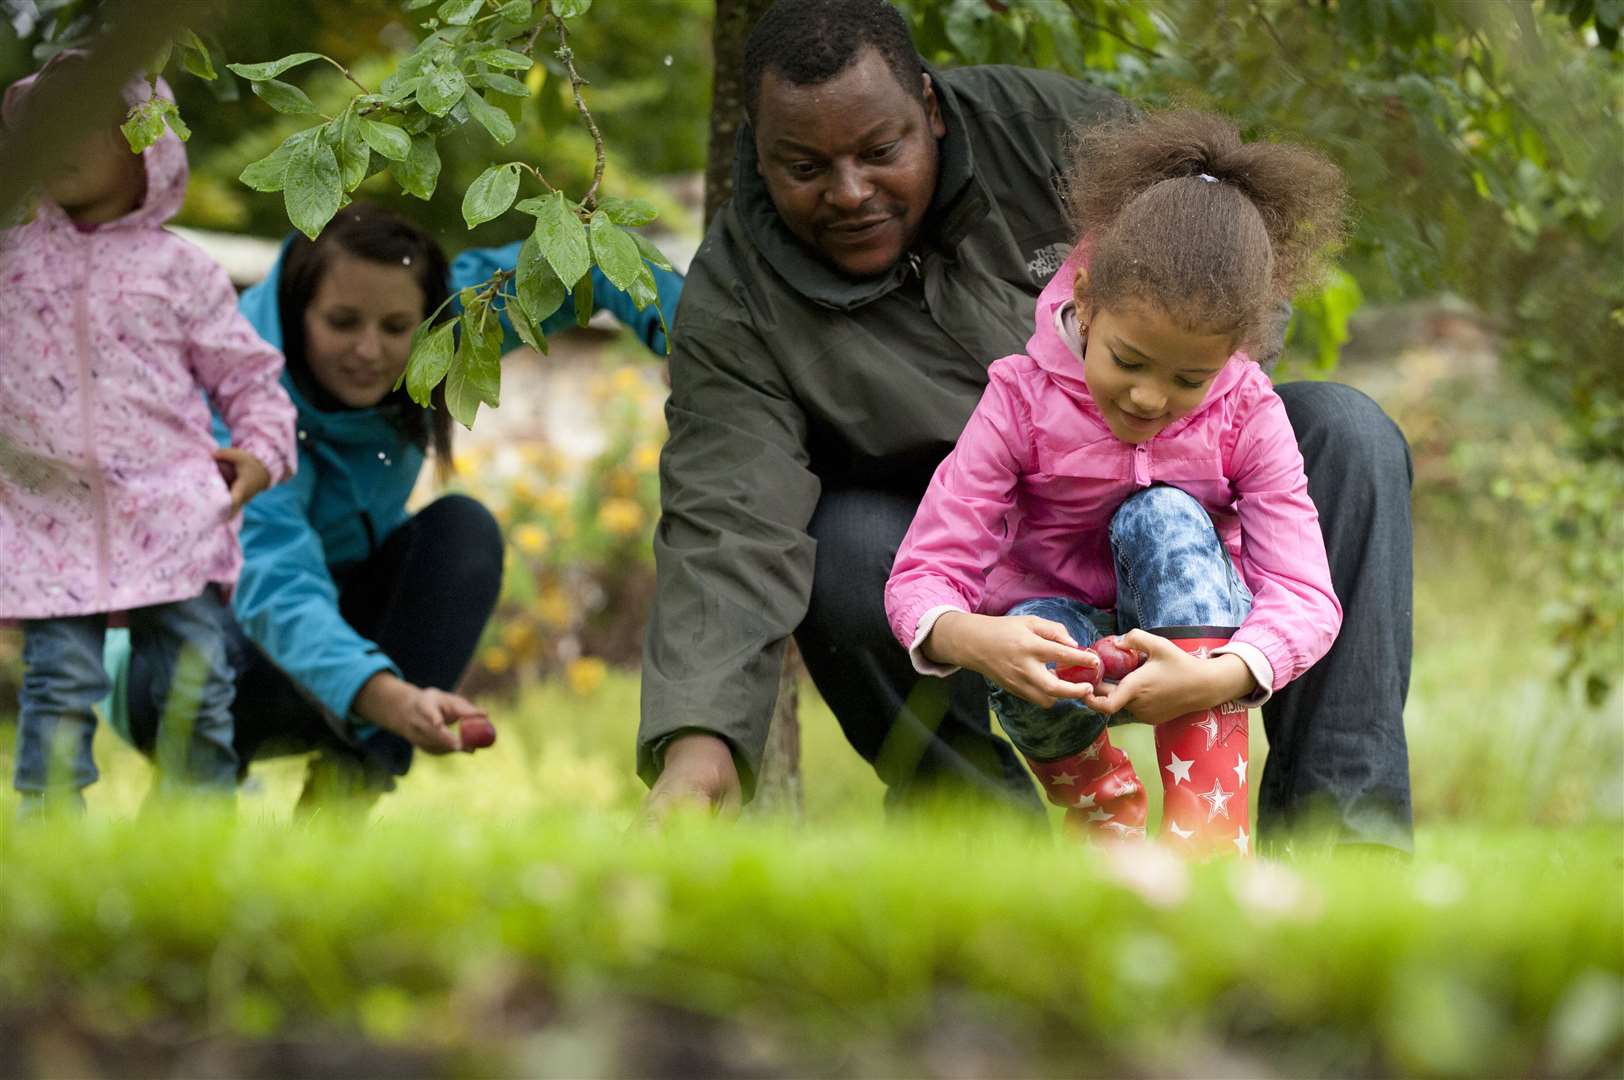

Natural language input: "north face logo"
[1026,241,1070,282]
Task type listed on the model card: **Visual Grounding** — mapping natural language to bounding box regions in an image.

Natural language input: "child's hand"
[213,448,271,516]
[1082,630,1256,726]
[926,611,1101,709]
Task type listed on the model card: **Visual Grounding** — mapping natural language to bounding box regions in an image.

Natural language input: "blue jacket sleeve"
[231,455,400,740]
[448,240,683,356]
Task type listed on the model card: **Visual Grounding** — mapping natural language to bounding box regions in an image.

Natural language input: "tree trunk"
[706,0,803,819]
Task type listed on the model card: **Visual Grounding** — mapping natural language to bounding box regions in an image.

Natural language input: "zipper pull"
[906,252,923,279]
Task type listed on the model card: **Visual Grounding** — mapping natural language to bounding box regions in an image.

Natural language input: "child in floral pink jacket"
[0,56,296,814]
[885,111,1348,856]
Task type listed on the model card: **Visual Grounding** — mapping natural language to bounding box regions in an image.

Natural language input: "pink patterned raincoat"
[0,68,295,619]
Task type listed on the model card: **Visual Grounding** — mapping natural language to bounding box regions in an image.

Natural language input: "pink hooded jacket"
[0,66,296,620]
[885,249,1341,696]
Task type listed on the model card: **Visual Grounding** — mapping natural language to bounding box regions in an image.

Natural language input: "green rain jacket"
[639,65,1133,793]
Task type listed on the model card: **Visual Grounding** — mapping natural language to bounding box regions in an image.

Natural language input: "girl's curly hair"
[1063,109,1349,350]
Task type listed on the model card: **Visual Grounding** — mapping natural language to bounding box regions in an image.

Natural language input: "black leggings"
[127,495,504,778]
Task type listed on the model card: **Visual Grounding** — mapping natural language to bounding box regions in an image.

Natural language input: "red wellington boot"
[1152,630,1252,858]
[1027,732,1148,842]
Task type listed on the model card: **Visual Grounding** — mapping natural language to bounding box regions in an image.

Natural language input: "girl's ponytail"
[1063,110,1348,349]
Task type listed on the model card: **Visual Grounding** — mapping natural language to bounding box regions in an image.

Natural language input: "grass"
[1,521,1620,1076]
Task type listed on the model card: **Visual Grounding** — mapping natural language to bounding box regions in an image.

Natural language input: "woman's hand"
[213,447,272,516]
[1082,630,1256,726]
[924,611,1100,709]
[352,672,487,755]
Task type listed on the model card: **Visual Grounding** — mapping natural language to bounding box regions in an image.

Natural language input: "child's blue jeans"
[991,485,1254,760]
[15,588,238,802]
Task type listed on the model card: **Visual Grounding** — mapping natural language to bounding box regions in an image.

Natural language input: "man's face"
[753,47,946,279]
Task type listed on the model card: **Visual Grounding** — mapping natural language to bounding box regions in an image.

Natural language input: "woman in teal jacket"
[118,202,681,801]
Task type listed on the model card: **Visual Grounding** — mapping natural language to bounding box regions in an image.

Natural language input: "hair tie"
[1198,173,1219,183]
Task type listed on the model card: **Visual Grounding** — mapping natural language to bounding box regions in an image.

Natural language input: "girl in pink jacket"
[885,111,1347,856]
[1,57,296,815]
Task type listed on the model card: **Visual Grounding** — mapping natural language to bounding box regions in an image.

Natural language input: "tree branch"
[553,13,605,210]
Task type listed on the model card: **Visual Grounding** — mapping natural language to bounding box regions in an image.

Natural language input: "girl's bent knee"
[1110,485,1211,546]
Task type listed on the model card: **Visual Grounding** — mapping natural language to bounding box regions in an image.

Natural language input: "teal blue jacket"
[105,238,680,744]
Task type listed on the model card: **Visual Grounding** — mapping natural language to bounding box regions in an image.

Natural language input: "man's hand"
[924,611,1099,709]
[214,447,272,516]
[1081,630,1256,726]
[352,672,484,755]
[641,732,742,826]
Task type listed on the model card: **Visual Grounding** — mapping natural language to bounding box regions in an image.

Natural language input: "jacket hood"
[1024,243,1249,437]
[4,52,189,231]
[731,63,987,312]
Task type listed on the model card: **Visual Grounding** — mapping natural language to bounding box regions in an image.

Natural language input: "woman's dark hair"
[1064,110,1349,350]
[277,201,454,465]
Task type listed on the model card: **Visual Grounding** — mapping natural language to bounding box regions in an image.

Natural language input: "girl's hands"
[352,672,489,755]
[1082,630,1257,726]
[213,447,272,516]
[925,612,1101,709]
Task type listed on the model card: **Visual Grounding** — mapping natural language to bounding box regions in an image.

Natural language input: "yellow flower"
[566,656,607,697]
[606,469,638,497]
[539,489,572,517]
[511,475,541,503]
[611,365,643,396]
[501,620,537,656]
[512,523,549,557]
[537,587,572,628]
[632,443,661,473]
[481,645,512,675]
[597,498,647,537]
[451,448,482,475]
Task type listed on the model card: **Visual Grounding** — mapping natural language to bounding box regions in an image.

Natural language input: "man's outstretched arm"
[639,304,821,817]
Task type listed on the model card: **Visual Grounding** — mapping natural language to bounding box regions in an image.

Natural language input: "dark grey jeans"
[796,381,1414,850]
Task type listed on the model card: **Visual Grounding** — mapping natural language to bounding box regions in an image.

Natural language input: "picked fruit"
[456,715,497,752]
[1056,636,1144,685]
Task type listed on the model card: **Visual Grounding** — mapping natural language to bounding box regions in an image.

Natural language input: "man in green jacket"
[639,0,1413,849]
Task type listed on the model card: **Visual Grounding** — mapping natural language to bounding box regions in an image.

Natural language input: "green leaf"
[470,71,529,98]
[495,0,532,19]
[119,99,168,153]
[284,136,343,240]
[509,302,548,354]
[251,78,320,116]
[551,0,591,17]
[238,128,317,193]
[163,103,191,142]
[285,137,342,240]
[527,191,591,286]
[474,47,532,70]
[516,234,567,325]
[417,64,467,117]
[405,0,437,9]
[463,90,516,144]
[438,0,485,25]
[178,29,216,80]
[405,320,457,405]
[227,52,325,82]
[573,270,594,329]
[627,264,658,311]
[445,304,503,428]
[630,231,673,272]
[596,196,657,227]
[588,212,645,292]
[359,119,412,161]
[393,134,442,199]
[336,112,369,191]
[462,164,520,228]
